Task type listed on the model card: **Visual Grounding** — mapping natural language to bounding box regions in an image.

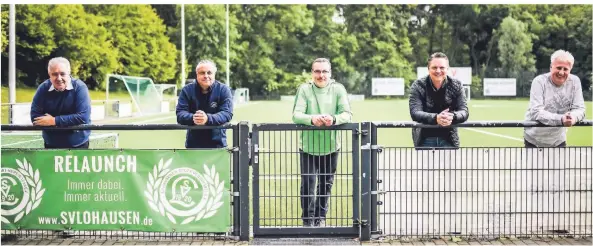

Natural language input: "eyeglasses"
[50,72,69,77]
[312,70,330,75]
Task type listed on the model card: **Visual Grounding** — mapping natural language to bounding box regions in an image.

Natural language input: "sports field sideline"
[2,99,592,149]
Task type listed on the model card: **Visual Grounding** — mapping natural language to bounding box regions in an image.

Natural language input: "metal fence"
[1,120,592,242]
[250,123,360,237]
[0,122,250,242]
[366,121,593,240]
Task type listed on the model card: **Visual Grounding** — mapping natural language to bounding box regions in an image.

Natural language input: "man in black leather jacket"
[408,52,469,148]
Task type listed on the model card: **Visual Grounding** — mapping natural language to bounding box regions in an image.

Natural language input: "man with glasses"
[292,58,352,227]
[523,50,586,147]
[176,60,233,148]
[409,52,469,148]
[30,57,92,149]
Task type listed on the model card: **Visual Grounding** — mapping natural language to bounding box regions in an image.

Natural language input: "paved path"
[2,237,591,245]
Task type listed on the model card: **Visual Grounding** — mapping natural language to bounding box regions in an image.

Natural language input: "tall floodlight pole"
[181,4,186,88]
[226,4,230,87]
[7,4,16,124]
[9,4,16,105]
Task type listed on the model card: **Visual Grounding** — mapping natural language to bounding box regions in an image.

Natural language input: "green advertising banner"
[1,149,231,232]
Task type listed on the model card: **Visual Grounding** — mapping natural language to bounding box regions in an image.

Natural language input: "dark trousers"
[44,141,89,149]
[420,137,454,148]
[524,139,566,148]
[300,150,338,226]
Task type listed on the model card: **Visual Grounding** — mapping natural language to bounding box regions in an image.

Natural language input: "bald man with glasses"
[30,57,92,149]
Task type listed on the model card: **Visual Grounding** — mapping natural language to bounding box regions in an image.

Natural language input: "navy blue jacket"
[30,78,91,148]
[176,80,233,148]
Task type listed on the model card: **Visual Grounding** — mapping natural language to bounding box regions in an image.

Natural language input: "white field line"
[462,128,523,142]
[2,138,43,147]
[2,133,119,147]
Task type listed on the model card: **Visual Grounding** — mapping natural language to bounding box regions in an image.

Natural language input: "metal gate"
[251,123,361,236]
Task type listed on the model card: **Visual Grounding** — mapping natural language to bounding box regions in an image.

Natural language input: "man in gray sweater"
[524,50,586,147]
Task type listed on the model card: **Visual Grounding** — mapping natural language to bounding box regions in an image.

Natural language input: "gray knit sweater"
[524,73,586,147]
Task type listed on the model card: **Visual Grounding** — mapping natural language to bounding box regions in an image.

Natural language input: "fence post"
[232,124,240,236]
[238,121,250,241]
[360,122,371,241]
[370,123,378,234]
[251,124,260,237]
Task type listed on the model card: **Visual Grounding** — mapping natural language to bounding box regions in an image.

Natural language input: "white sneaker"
[316,220,326,227]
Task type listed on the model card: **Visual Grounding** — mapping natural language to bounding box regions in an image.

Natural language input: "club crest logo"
[1,158,46,224]
[145,158,224,224]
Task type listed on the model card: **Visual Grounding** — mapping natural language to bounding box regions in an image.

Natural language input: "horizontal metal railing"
[1,123,235,131]
[372,120,592,128]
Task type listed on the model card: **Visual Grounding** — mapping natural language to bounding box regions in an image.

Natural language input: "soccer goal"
[154,84,178,113]
[106,74,163,116]
[233,88,250,105]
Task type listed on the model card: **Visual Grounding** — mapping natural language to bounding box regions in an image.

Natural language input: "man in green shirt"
[292,58,353,227]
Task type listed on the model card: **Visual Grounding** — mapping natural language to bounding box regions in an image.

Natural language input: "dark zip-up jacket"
[408,75,469,147]
[176,80,233,148]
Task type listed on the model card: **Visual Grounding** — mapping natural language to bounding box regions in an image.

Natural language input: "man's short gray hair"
[47,57,71,72]
[550,50,574,67]
[312,58,331,70]
[196,60,217,72]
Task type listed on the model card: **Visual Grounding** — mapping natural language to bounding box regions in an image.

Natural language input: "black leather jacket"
[408,75,469,147]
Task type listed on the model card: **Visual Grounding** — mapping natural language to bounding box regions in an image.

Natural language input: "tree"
[439,5,509,74]
[343,5,416,93]
[231,5,315,95]
[0,5,118,88]
[49,5,118,89]
[85,5,178,86]
[511,5,592,95]
[1,5,8,53]
[177,4,238,85]
[151,4,178,28]
[301,5,361,94]
[497,16,536,77]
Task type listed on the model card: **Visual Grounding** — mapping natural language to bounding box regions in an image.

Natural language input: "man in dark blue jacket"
[176,60,233,148]
[30,57,91,149]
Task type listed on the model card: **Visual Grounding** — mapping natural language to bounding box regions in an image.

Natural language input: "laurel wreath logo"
[1,158,46,224]
[145,158,225,224]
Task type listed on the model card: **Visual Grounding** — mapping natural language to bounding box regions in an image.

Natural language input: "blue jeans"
[420,137,454,149]
[300,151,338,226]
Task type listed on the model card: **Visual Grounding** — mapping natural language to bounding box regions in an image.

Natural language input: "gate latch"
[354,218,369,228]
